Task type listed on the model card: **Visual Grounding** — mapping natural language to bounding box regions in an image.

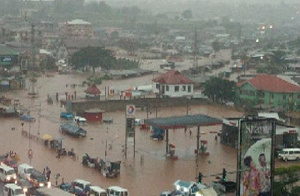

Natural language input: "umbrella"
[42,134,53,140]
[244,138,271,167]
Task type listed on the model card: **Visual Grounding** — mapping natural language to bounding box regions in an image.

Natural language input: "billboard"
[237,117,275,196]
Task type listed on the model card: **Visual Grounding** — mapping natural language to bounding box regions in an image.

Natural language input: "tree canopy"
[203,77,236,103]
[69,47,115,71]
[69,47,139,71]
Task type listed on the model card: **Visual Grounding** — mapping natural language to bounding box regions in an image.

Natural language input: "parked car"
[60,112,73,120]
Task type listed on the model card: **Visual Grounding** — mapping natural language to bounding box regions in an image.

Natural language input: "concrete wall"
[61,97,210,115]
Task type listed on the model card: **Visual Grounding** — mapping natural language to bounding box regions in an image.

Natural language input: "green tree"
[69,47,115,71]
[274,165,300,196]
[203,77,236,103]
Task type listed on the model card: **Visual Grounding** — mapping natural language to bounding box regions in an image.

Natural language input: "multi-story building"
[237,74,300,111]
[61,19,94,38]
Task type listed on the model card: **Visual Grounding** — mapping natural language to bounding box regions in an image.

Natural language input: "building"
[56,38,103,60]
[60,19,94,38]
[237,74,300,111]
[152,70,194,98]
[0,44,19,70]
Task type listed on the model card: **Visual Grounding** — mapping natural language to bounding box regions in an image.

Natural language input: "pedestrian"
[46,169,51,181]
[189,129,192,136]
[215,134,218,141]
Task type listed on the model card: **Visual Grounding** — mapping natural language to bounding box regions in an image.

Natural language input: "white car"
[74,116,87,125]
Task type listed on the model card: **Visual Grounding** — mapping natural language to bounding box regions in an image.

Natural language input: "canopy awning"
[144,114,222,129]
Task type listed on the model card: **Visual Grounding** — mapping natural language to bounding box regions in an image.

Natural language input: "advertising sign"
[1,56,12,63]
[126,104,135,116]
[237,117,275,196]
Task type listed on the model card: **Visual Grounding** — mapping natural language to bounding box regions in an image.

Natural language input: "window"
[166,85,169,91]
[175,86,179,92]
[188,85,191,92]
[283,95,286,100]
[182,86,186,91]
[156,84,160,89]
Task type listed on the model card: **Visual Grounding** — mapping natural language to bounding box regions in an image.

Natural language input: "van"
[278,148,300,161]
[18,164,34,180]
[107,186,128,196]
[89,186,107,196]
[0,165,17,183]
[3,183,25,196]
[73,179,91,195]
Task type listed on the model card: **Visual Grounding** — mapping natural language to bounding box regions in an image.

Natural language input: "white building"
[152,70,194,97]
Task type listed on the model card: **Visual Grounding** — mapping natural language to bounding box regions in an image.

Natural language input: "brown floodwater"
[1,73,248,195]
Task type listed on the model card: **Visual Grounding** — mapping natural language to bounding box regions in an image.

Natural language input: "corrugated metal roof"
[247,74,300,93]
[144,114,222,129]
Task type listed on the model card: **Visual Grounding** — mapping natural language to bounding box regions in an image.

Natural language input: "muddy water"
[0,73,244,195]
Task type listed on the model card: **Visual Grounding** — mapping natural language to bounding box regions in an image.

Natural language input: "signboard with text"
[237,117,275,196]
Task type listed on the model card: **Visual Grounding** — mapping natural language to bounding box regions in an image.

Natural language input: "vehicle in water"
[89,186,107,196]
[60,112,73,120]
[0,165,17,183]
[3,183,26,196]
[100,160,121,178]
[82,153,121,178]
[16,179,35,196]
[151,127,165,140]
[18,163,34,180]
[28,169,48,188]
[72,179,91,196]
[60,123,87,137]
[107,186,128,196]
[74,116,87,125]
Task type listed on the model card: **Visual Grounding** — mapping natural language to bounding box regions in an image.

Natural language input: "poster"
[237,117,275,196]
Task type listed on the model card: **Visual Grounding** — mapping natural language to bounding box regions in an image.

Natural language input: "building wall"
[239,83,300,110]
[152,82,194,97]
[61,97,210,115]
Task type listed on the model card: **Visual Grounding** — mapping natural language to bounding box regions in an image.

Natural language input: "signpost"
[125,105,136,158]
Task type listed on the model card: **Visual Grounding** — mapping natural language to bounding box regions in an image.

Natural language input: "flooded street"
[0,71,246,195]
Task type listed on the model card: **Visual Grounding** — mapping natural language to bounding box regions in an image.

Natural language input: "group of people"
[242,153,271,196]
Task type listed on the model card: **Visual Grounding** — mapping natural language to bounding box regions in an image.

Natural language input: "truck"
[59,123,87,137]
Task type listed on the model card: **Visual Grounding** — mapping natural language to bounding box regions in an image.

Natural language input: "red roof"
[85,84,101,94]
[247,74,300,93]
[152,70,194,84]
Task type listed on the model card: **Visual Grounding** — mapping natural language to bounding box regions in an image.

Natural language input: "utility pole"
[193,28,198,68]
